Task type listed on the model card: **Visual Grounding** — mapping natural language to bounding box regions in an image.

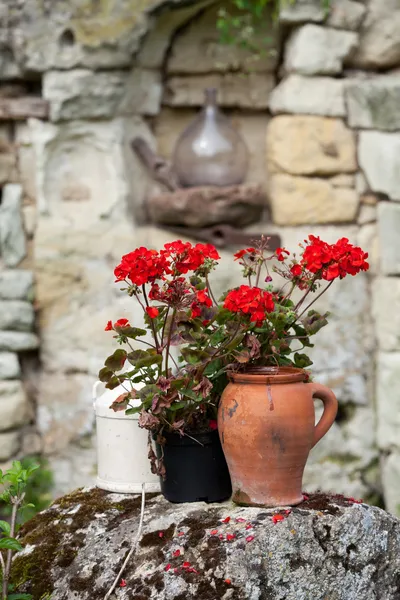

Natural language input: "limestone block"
[326,0,367,30]
[155,108,270,187]
[284,25,358,75]
[164,73,275,109]
[0,144,16,184]
[267,116,357,176]
[37,373,95,454]
[269,74,346,117]
[361,132,400,200]
[348,0,400,69]
[377,202,400,275]
[269,174,359,225]
[118,69,162,116]
[0,270,34,300]
[357,223,379,275]
[0,353,20,380]
[137,1,214,69]
[279,0,326,23]
[355,171,369,195]
[0,301,34,332]
[0,431,19,461]
[373,278,400,351]
[14,489,400,600]
[346,76,400,131]
[0,332,39,352]
[382,452,400,516]
[377,352,400,450]
[358,204,377,225]
[330,174,355,188]
[0,184,26,267]
[167,3,278,74]
[0,380,28,431]
[43,70,127,122]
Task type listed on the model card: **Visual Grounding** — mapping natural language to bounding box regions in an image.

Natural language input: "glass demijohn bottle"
[172,88,249,188]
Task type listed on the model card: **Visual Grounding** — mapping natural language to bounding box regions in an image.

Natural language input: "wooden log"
[147,184,266,228]
[131,137,179,192]
[0,97,49,120]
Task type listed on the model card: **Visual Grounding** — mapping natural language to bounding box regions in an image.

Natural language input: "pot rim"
[228,366,308,385]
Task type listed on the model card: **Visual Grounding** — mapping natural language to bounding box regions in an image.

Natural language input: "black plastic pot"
[156,430,232,503]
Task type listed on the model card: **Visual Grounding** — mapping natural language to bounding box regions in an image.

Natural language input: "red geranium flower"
[114,318,130,328]
[146,306,159,319]
[104,320,113,331]
[114,247,170,285]
[290,264,302,277]
[275,247,290,262]
[224,285,274,325]
[272,514,284,524]
[234,247,256,260]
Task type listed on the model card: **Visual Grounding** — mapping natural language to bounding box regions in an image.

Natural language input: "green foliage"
[217,0,332,54]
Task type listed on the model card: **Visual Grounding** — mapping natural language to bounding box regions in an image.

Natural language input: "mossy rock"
[11,488,400,599]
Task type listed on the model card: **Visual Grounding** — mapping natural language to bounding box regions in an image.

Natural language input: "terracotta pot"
[218,367,338,507]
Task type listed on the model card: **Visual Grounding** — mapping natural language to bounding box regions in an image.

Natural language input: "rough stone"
[43,70,127,122]
[147,184,265,228]
[0,143,16,184]
[348,0,400,69]
[167,2,278,74]
[164,72,275,109]
[0,431,19,461]
[0,301,34,332]
[326,0,367,31]
[284,25,358,75]
[358,203,377,225]
[330,174,355,188]
[346,75,400,131]
[13,488,400,600]
[377,202,400,275]
[0,380,28,431]
[269,74,346,117]
[382,452,400,516]
[0,184,26,267]
[357,223,379,275]
[377,352,400,450]
[279,0,326,23]
[0,353,20,380]
[137,1,214,69]
[269,174,359,225]
[0,270,34,300]
[267,116,357,176]
[358,132,400,201]
[118,68,162,116]
[356,172,369,196]
[373,278,400,351]
[155,108,270,187]
[0,332,39,352]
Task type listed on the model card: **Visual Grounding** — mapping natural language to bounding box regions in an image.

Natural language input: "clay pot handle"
[309,383,338,448]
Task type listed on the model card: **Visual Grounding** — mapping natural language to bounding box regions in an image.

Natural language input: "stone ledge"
[12,487,400,600]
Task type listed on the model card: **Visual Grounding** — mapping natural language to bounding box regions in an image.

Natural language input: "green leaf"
[293,352,313,369]
[0,520,11,535]
[125,406,142,415]
[105,349,127,372]
[127,349,162,369]
[116,326,147,339]
[105,376,121,390]
[0,537,23,551]
[169,401,187,412]
[8,594,34,600]
[98,367,114,383]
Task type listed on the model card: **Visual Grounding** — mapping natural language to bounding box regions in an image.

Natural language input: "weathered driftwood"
[0,97,49,120]
[131,137,179,192]
[147,183,266,228]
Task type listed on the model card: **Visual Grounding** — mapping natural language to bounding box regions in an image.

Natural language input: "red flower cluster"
[163,241,220,274]
[234,247,256,261]
[301,235,369,281]
[224,285,275,325]
[114,247,170,285]
[276,247,290,262]
[104,318,130,331]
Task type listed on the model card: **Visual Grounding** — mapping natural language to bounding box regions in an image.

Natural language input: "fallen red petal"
[219,534,224,540]
[164,564,171,572]
[178,531,185,537]
[174,568,180,574]
[245,524,253,530]
[226,533,235,541]
[183,562,191,569]
[210,529,218,535]
[246,535,255,543]
[159,531,164,538]
[173,549,181,558]
[236,517,246,523]
[303,494,310,501]
[284,510,291,515]
[119,579,127,587]
[225,579,231,585]
[222,516,231,523]
[272,514,285,524]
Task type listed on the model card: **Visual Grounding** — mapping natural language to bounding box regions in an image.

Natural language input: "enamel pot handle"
[308,383,338,448]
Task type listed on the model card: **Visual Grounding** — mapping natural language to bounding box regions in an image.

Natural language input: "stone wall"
[1,0,400,513]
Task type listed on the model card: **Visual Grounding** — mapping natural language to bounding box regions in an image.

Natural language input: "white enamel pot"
[93,381,160,494]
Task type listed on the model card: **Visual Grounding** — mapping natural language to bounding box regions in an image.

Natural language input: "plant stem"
[205,275,218,306]
[294,275,318,312]
[297,280,334,320]
[142,285,160,352]
[165,308,177,377]
[1,549,7,600]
